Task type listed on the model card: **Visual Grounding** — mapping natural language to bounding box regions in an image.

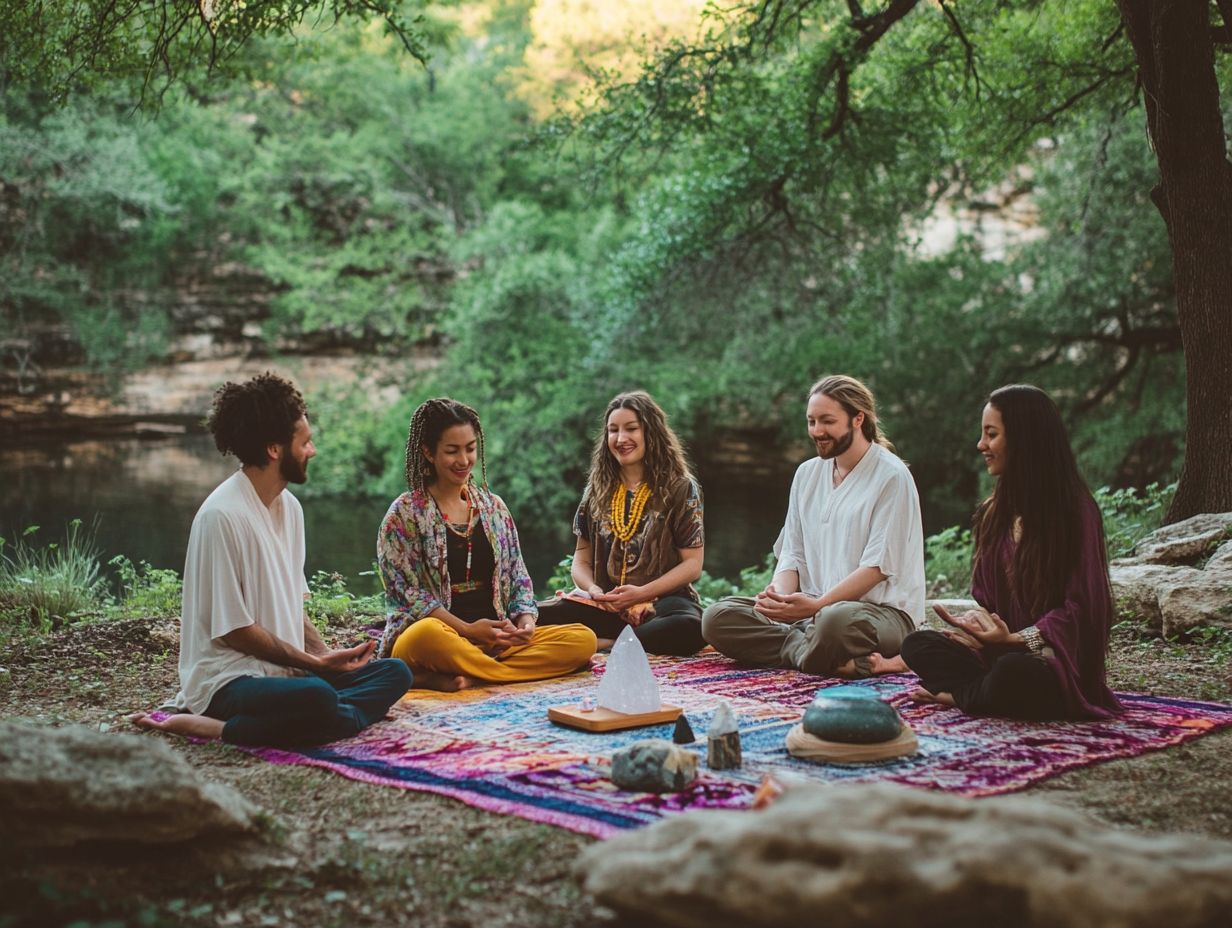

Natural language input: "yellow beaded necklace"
[609,482,651,585]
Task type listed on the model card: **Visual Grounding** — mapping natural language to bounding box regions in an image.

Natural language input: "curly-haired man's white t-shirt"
[174,470,309,714]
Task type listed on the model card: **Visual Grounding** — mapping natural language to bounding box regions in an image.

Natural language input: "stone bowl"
[801,690,903,744]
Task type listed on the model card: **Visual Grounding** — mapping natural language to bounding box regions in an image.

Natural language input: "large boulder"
[582,783,1232,928]
[1110,512,1232,636]
[0,721,260,848]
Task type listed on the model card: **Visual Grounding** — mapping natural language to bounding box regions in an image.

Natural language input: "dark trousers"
[537,594,705,656]
[900,630,1068,721]
[205,658,412,748]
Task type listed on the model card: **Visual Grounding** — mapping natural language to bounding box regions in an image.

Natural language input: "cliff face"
[0,262,435,440]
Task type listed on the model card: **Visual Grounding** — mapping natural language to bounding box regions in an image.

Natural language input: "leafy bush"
[0,521,105,631]
[107,555,183,619]
[924,526,974,599]
[1095,482,1176,560]
[307,570,383,631]
[694,554,777,608]
[545,556,574,594]
[692,570,740,607]
[300,383,426,500]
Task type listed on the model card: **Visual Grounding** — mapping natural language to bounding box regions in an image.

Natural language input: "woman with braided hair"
[377,398,596,690]
[537,391,707,655]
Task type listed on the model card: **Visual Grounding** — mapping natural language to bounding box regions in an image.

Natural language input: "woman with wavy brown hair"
[537,391,707,655]
[898,384,1122,720]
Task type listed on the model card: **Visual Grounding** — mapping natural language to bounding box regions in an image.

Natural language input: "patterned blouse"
[574,476,705,601]
[377,486,538,658]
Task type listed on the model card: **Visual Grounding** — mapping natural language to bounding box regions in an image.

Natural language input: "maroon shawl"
[971,495,1122,720]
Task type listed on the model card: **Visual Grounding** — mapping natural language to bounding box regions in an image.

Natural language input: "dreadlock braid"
[404,397,488,494]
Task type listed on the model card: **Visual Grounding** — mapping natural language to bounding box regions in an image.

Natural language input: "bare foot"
[595,638,616,651]
[129,711,225,740]
[910,687,956,707]
[867,653,908,675]
[832,659,861,679]
[411,671,473,692]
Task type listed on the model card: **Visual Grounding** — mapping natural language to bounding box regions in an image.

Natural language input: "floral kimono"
[377,485,538,658]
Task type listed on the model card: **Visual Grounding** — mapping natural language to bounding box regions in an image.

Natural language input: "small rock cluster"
[1109,512,1232,637]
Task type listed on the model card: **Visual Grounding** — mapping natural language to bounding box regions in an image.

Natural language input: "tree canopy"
[0,0,429,101]
[3,0,1226,545]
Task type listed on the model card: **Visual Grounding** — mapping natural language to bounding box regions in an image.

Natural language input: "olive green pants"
[701,596,914,677]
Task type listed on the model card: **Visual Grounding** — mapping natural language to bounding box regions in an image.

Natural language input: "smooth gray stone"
[802,694,902,744]
[1108,513,1232,637]
[611,739,698,793]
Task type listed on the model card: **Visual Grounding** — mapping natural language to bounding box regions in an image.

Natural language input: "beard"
[279,447,309,484]
[815,424,855,460]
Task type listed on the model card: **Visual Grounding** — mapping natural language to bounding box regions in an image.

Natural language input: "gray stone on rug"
[581,782,1232,928]
[610,740,698,793]
[0,720,260,848]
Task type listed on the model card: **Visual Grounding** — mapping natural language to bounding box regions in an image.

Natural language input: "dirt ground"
[2,617,1230,928]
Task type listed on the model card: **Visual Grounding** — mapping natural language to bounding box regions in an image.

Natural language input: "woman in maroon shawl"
[898,384,1122,720]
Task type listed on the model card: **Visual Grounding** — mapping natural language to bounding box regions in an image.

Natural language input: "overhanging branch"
[1002,65,1135,153]
[938,0,983,97]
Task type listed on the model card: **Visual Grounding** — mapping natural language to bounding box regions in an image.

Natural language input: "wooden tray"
[548,703,682,732]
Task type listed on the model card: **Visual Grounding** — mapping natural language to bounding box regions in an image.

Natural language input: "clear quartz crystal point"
[596,626,662,713]
[708,701,738,736]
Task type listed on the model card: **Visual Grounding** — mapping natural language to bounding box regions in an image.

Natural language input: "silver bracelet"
[1019,625,1046,654]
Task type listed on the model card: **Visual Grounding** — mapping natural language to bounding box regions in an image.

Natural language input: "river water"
[0,434,789,599]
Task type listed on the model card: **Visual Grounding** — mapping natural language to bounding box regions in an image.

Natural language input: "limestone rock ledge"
[1110,512,1232,636]
[582,782,1232,928]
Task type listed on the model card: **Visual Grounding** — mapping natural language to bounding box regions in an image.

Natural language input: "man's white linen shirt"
[175,470,310,713]
[775,443,925,624]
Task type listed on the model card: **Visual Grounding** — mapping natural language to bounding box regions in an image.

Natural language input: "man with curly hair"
[133,372,411,747]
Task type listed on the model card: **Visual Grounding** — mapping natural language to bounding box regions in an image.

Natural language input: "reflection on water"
[0,435,789,599]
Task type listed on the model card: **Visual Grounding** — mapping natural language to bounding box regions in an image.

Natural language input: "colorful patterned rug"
[246,654,1232,838]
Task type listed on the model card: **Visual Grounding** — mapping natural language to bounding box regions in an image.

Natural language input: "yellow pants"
[391,618,597,684]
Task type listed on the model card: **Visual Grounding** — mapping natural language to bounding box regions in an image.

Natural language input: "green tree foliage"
[0,0,1206,561]
[566,0,1228,524]
[513,0,1187,532]
[0,93,184,376]
[0,0,428,101]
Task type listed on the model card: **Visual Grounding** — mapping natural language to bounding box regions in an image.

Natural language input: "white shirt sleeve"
[857,469,919,581]
[187,509,257,641]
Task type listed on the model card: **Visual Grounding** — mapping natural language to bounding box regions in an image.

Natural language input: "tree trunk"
[1116,0,1232,523]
